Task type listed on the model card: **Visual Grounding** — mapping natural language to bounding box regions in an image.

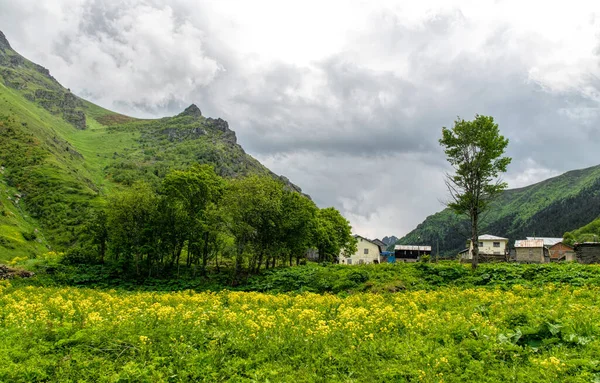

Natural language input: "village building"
[338,235,382,265]
[371,239,393,263]
[514,239,549,263]
[394,245,432,262]
[371,239,387,251]
[512,237,574,263]
[460,234,508,262]
[548,242,575,262]
[574,242,600,264]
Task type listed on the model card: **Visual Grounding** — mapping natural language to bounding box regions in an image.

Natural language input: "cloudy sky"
[2,0,600,239]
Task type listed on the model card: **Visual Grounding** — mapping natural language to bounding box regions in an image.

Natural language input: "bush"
[21,230,37,241]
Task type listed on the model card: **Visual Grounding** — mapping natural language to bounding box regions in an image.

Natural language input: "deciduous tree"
[439,115,511,269]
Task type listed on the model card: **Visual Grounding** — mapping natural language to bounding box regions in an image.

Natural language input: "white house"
[339,235,382,265]
[461,234,508,261]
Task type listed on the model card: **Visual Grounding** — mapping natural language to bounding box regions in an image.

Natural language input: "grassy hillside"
[0,31,301,258]
[397,165,600,256]
[564,217,600,244]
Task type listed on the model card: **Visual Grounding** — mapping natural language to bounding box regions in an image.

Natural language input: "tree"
[439,115,511,269]
[278,190,318,266]
[313,207,356,262]
[222,175,284,275]
[161,165,223,274]
[106,182,160,275]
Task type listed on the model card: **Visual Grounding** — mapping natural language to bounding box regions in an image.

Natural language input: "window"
[364,248,369,255]
[478,242,483,247]
[347,259,352,265]
[358,259,364,265]
[493,242,500,247]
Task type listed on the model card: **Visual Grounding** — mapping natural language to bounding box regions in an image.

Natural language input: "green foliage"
[27,261,600,294]
[2,281,600,382]
[313,207,355,262]
[564,217,600,245]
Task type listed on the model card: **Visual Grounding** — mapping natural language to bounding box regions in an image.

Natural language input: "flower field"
[1,281,600,382]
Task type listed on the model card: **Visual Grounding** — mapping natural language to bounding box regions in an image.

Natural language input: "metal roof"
[526,237,563,246]
[394,245,432,251]
[515,239,545,248]
[478,234,508,241]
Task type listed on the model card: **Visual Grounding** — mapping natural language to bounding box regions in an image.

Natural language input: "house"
[460,234,508,262]
[574,242,600,264]
[514,237,574,263]
[394,245,431,262]
[514,239,549,263]
[548,242,575,262]
[371,239,390,263]
[339,235,381,265]
[372,239,387,251]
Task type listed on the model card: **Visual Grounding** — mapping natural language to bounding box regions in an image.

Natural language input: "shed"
[574,242,600,264]
[515,239,549,263]
[549,242,575,262]
[394,245,431,262]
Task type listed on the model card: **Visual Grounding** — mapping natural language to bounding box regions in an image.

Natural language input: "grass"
[0,172,49,262]
[1,280,600,382]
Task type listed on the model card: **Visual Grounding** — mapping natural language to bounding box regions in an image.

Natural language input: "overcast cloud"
[2,0,600,239]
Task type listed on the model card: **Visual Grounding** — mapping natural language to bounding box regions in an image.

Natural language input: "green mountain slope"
[0,31,302,259]
[564,217,600,244]
[397,165,600,256]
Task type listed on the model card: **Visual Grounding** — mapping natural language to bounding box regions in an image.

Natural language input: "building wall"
[462,239,507,260]
[575,245,600,264]
[478,239,507,255]
[515,247,545,263]
[339,237,380,265]
[549,243,575,261]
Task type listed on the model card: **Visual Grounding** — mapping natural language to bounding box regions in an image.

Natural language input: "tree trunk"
[471,213,479,270]
[256,250,264,274]
[235,237,245,276]
[202,232,209,276]
[99,237,106,264]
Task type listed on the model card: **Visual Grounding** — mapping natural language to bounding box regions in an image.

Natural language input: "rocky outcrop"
[178,104,202,118]
[206,117,237,144]
[34,89,87,129]
[0,31,11,51]
[161,126,207,142]
[0,264,35,280]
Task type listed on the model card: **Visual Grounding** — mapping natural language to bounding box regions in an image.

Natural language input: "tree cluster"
[73,165,356,277]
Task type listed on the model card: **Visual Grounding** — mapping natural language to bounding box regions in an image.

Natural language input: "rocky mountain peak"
[0,31,12,51]
[179,104,202,118]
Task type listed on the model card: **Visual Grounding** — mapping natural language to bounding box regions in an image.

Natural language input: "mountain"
[396,165,600,256]
[381,236,398,246]
[0,31,302,258]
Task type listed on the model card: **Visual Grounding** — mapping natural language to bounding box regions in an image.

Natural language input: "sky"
[2,0,600,239]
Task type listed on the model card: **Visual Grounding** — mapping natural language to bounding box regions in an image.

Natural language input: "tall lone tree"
[439,115,511,269]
